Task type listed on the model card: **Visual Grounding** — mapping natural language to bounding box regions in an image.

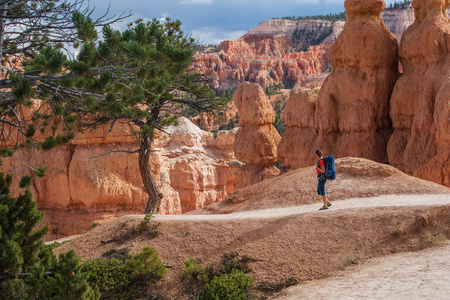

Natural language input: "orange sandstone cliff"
[388,0,450,187]
[192,19,341,91]
[4,117,240,235]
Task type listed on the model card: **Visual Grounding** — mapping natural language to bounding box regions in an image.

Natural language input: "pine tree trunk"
[139,132,163,214]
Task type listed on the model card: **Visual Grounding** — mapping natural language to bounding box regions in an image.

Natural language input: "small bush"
[82,258,136,300]
[92,222,101,228]
[391,227,405,238]
[137,214,158,237]
[183,258,209,283]
[426,233,447,247]
[218,251,255,275]
[336,249,366,270]
[126,246,166,281]
[201,269,254,300]
[83,247,166,299]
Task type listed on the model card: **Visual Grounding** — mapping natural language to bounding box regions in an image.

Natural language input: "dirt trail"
[275,241,450,300]
[156,194,450,221]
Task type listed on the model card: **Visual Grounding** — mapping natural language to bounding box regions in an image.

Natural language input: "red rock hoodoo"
[233,82,281,188]
[315,0,398,162]
[279,0,399,169]
[277,85,319,169]
[388,0,450,186]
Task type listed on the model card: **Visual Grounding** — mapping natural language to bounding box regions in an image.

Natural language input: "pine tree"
[26,17,228,213]
[0,172,99,299]
[0,1,129,175]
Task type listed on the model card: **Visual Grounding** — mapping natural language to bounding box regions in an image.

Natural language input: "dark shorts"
[317,176,326,196]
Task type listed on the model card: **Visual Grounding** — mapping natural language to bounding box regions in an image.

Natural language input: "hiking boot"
[327,202,332,207]
[319,206,328,211]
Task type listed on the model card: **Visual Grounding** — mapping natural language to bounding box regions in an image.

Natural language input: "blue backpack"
[322,155,336,180]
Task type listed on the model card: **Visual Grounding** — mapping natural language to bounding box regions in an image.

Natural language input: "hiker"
[315,149,332,211]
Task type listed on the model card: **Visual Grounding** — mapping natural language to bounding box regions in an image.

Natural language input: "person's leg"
[318,179,327,209]
[323,180,331,206]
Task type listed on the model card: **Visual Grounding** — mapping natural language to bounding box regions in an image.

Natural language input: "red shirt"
[316,159,324,175]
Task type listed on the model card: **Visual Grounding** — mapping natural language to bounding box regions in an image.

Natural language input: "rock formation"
[233,82,281,188]
[4,117,240,235]
[277,85,319,169]
[311,0,399,162]
[192,18,342,92]
[388,0,450,187]
[192,6,450,92]
[193,44,331,92]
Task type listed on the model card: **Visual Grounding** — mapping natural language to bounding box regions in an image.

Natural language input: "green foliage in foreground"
[82,258,135,300]
[0,172,99,300]
[183,252,256,299]
[83,246,166,299]
[201,269,254,300]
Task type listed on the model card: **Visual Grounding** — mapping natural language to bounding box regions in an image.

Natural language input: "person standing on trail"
[315,149,332,211]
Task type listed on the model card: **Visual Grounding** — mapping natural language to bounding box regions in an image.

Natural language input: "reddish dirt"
[53,158,450,299]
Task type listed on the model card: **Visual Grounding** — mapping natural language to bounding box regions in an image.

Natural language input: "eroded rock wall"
[3,117,240,235]
[388,0,450,186]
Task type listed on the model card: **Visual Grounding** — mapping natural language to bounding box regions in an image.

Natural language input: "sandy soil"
[275,241,450,299]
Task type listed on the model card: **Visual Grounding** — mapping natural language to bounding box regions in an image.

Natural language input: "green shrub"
[82,258,135,300]
[137,214,158,237]
[126,246,166,281]
[0,172,98,300]
[92,222,101,228]
[183,258,209,283]
[83,246,166,299]
[201,269,254,300]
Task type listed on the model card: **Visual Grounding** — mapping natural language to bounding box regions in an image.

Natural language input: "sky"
[87,0,402,44]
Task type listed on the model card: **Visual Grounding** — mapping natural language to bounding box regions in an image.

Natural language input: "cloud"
[190,27,247,44]
[180,0,213,5]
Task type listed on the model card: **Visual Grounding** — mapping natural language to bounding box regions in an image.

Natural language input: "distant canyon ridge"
[192,6,450,91]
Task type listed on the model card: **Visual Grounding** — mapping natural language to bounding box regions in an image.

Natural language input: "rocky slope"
[192,6,450,91]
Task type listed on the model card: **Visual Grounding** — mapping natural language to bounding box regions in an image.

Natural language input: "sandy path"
[274,241,450,300]
[155,194,450,221]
